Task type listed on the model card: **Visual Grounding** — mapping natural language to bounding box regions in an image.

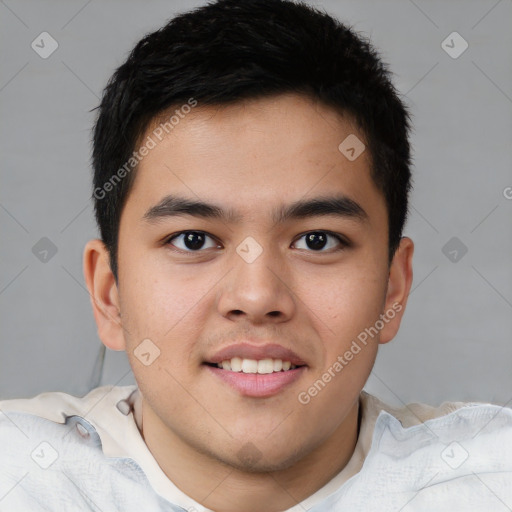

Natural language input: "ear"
[379,236,414,345]
[83,239,126,351]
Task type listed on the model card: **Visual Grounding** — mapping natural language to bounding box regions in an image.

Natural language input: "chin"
[221,442,307,473]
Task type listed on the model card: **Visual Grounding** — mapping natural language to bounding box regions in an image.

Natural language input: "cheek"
[120,271,208,407]
[118,254,207,355]
[295,272,383,424]
[298,264,387,339]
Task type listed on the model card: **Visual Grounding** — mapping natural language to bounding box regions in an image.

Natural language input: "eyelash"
[163,230,350,254]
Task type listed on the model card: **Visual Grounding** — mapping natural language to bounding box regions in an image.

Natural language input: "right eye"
[165,231,221,253]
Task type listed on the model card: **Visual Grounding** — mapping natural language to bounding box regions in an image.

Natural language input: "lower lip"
[204,365,306,398]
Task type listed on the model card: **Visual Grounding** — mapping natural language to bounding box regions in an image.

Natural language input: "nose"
[216,242,296,325]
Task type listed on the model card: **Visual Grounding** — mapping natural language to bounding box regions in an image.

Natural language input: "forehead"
[124,93,384,223]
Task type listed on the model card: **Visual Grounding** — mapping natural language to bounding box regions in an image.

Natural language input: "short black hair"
[91,0,413,281]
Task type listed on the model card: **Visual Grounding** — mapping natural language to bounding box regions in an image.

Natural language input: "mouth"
[203,342,308,398]
[204,357,305,374]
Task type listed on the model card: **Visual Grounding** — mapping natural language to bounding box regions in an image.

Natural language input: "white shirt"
[0,385,511,511]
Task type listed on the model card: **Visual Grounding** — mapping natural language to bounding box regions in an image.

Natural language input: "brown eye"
[166,231,219,252]
[293,231,347,252]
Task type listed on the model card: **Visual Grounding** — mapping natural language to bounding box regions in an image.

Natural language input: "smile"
[204,360,307,398]
[211,357,301,374]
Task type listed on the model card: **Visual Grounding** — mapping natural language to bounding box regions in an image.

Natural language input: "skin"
[84,93,414,512]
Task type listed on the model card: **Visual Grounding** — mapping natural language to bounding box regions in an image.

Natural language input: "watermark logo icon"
[32,237,58,263]
[442,236,468,263]
[441,32,468,59]
[31,32,59,59]
[134,338,161,366]
[236,236,263,264]
[441,441,469,469]
[237,442,263,467]
[338,134,365,161]
[31,441,59,469]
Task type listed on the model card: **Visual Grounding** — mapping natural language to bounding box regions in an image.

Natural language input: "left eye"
[166,231,219,252]
[293,231,346,252]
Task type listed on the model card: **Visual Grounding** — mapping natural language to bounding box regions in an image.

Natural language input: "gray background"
[1,0,511,407]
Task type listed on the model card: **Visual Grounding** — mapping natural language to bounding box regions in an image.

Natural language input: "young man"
[1,0,511,510]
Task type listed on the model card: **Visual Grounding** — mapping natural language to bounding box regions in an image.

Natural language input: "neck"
[138,397,361,512]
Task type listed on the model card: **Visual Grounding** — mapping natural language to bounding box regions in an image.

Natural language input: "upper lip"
[205,343,308,366]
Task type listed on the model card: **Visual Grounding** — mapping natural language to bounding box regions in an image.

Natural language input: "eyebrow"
[143,194,368,225]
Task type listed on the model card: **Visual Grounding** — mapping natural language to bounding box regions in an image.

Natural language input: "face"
[87,93,411,472]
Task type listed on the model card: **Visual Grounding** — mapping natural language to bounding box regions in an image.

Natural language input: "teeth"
[231,357,242,372]
[216,357,298,374]
[258,359,274,374]
[241,359,258,373]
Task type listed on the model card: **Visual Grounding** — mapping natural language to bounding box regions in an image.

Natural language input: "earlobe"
[83,239,126,351]
[379,236,414,345]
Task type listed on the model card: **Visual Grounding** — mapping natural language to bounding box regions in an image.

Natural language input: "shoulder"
[360,390,481,427]
[359,391,512,464]
[0,384,139,471]
[352,392,512,508]
[310,393,512,510]
[0,387,180,511]
[0,384,138,422]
